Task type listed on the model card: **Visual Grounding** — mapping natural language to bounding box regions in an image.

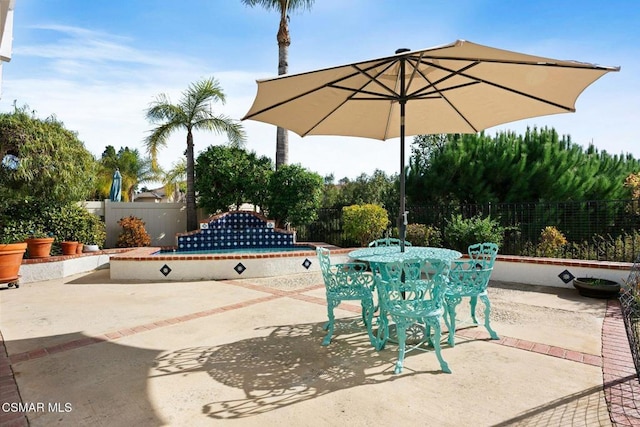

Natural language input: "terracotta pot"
[0,242,27,283]
[75,243,84,254]
[26,237,54,258]
[60,241,79,255]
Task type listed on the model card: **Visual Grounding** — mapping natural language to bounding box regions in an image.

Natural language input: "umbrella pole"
[399,53,408,253]
[399,101,407,253]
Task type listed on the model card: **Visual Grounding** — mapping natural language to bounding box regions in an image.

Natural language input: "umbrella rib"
[425,60,577,112]
[404,60,479,99]
[243,58,401,121]
[328,84,397,100]
[400,58,482,131]
[405,52,618,71]
[300,60,402,136]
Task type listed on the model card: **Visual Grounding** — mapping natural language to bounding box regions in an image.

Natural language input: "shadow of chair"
[316,247,376,347]
[368,238,412,247]
[374,259,451,374]
[444,242,499,346]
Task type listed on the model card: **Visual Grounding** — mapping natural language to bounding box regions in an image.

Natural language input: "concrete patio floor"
[1,270,639,426]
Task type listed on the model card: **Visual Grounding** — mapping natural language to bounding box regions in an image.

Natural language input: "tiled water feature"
[177,211,295,252]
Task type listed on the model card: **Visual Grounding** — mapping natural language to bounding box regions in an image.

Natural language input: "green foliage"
[96,146,159,201]
[0,199,105,247]
[444,214,504,252]
[407,127,640,205]
[405,223,442,247]
[332,170,398,209]
[537,226,568,257]
[116,216,151,248]
[342,204,390,247]
[265,164,323,228]
[195,145,273,213]
[0,199,54,243]
[0,218,49,243]
[0,108,98,204]
[45,204,105,245]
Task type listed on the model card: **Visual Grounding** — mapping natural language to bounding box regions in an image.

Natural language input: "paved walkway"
[1,271,638,426]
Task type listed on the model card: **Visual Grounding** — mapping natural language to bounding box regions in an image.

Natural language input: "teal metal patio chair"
[316,247,376,347]
[368,238,412,247]
[444,243,499,346]
[374,259,451,374]
[465,242,499,269]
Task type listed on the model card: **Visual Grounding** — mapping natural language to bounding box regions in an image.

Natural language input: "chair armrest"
[334,262,368,271]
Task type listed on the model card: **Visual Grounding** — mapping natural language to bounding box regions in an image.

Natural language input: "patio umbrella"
[243,40,619,250]
[109,169,122,202]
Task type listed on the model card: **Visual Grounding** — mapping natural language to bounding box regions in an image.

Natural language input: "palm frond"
[144,122,181,169]
[193,116,246,148]
[241,0,315,13]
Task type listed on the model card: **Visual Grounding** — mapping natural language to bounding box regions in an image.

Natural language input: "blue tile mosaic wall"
[177,211,295,252]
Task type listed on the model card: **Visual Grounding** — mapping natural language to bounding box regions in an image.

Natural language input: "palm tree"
[241,0,315,169]
[145,77,245,231]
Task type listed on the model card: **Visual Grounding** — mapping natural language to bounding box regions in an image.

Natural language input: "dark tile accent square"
[302,258,312,269]
[234,263,246,275]
[558,269,575,284]
[160,264,172,277]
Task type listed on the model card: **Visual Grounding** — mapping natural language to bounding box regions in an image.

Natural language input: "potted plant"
[79,212,106,253]
[573,277,621,299]
[24,222,55,258]
[0,224,28,284]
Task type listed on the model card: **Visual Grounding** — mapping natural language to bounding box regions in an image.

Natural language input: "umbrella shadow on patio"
[152,319,442,420]
[4,331,164,425]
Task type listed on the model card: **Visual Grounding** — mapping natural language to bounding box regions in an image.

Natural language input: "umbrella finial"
[395,48,411,54]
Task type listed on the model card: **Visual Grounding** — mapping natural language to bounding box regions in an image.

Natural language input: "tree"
[241,0,315,169]
[265,164,323,228]
[98,146,158,201]
[0,107,97,204]
[407,127,640,205]
[145,77,246,231]
[195,145,273,213]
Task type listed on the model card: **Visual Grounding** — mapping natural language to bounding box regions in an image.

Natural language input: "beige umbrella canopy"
[243,39,619,249]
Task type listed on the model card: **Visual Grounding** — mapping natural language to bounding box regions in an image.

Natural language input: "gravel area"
[234,272,324,291]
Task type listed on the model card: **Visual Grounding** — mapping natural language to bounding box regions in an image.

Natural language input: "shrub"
[537,226,567,257]
[444,214,504,252]
[405,223,442,247]
[116,216,151,247]
[342,204,389,247]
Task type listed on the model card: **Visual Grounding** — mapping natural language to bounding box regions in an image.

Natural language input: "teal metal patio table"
[348,246,462,266]
[348,246,462,373]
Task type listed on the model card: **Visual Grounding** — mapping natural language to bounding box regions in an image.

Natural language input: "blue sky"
[1,0,638,182]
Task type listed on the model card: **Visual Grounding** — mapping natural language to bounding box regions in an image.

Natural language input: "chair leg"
[322,299,339,346]
[394,321,408,374]
[375,313,389,351]
[479,295,499,340]
[429,320,451,374]
[445,298,461,347]
[470,296,479,324]
[361,298,378,348]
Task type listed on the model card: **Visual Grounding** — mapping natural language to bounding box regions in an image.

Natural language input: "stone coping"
[109,243,345,261]
[21,248,131,265]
